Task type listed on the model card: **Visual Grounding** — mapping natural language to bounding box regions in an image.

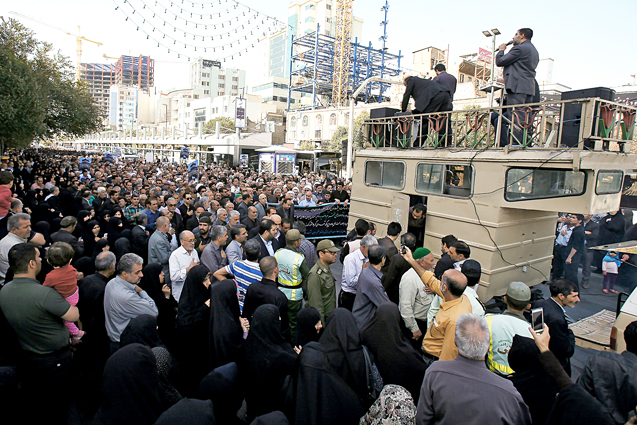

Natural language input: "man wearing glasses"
[169,230,200,302]
[179,192,195,219]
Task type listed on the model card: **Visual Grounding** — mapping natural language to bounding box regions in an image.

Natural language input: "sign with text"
[202,59,221,68]
[478,47,492,63]
[235,98,247,129]
[294,203,349,239]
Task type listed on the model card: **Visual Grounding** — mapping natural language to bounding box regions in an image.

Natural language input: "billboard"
[478,47,492,63]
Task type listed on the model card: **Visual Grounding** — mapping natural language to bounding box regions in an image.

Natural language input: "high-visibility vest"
[275,248,304,301]
[485,313,533,376]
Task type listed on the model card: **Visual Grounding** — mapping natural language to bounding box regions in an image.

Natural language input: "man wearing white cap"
[484,281,533,376]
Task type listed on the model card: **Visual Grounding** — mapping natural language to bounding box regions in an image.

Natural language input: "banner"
[478,47,492,63]
[180,147,190,160]
[235,98,247,129]
[79,158,92,170]
[104,152,115,163]
[188,160,199,173]
[294,203,349,239]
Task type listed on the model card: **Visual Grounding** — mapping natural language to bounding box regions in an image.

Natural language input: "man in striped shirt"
[213,238,262,313]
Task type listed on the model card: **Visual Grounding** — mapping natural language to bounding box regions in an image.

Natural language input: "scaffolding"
[332,0,353,107]
[287,25,402,110]
[114,55,155,91]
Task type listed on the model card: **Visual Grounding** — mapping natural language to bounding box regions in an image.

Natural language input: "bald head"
[271,214,281,225]
[156,216,170,232]
[441,269,468,299]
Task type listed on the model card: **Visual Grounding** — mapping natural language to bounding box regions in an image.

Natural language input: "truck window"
[415,163,472,198]
[364,160,405,190]
[595,170,623,195]
[505,168,586,201]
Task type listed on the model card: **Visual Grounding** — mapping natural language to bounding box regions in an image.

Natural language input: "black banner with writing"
[294,203,349,239]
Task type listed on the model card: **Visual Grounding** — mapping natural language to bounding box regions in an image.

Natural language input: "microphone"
[505,40,514,46]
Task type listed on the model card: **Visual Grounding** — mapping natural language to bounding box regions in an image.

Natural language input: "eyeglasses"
[185,197,192,200]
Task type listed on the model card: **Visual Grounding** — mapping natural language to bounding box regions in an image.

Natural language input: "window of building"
[224,106,228,113]
[219,75,225,80]
[505,168,586,201]
[202,72,210,78]
[416,163,473,198]
[202,81,209,86]
[232,77,238,81]
[329,113,337,125]
[290,130,296,139]
[316,114,323,127]
[459,74,465,83]
[193,95,199,99]
[596,170,623,195]
[365,161,405,190]
[232,85,238,90]
[315,129,322,139]
[344,113,349,123]
[219,84,225,88]
[326,4,331,9]
[326,18,331,23]
[204,90,210,95]
[290,117,297,128]
[302,116,309,126]
[218,92,224,96]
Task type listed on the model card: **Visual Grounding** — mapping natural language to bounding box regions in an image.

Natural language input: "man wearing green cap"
[274,228,309,340]
[399,247,436,345]
[485,281,533,376]
[306,239,340,325]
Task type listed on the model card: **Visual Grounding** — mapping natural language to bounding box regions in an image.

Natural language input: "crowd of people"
[0,148,635,425]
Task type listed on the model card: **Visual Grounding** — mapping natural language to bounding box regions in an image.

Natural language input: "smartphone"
[531,307,544,333]
[401,243,406,255]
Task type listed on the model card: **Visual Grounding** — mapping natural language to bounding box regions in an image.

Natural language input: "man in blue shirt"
[298,188,317,207]
[143,196,161,231]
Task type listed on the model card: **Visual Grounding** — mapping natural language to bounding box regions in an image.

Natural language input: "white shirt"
[341,249,367,294]
[399,268,434,332]
[169,246,200,302]
[464,286,485,316]
[260,235,274,256]
[453,259,466,271]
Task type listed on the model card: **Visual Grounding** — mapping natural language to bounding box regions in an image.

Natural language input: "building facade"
[190,59,246,100]
[109,85,156,131]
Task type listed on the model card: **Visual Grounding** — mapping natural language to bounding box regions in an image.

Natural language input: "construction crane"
[332,0,353,107]
[9,11,103,81]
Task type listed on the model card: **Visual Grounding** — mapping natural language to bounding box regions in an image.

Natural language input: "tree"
[326,111,369,163]
[0,18,102,154]
[298,140,315,151]
[203,116,236,134]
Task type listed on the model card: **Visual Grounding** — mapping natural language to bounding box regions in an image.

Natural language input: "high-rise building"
[189,58,246,100]
[81,55,154,121]
[109,85,156,131]
[260,0,363,79]
[80,63,115,118]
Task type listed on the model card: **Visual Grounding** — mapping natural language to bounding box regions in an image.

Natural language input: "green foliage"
[203,116,236,134]
[327,111,369,162]
[0,18,102,153]
[298,140,315,151]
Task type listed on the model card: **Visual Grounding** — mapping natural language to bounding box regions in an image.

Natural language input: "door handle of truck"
[616,292,631,318]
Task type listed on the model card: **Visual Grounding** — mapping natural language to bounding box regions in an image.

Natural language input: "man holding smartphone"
[532,279,579,376]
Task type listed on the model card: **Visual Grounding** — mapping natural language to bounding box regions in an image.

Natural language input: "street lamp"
[164,104,168,131]
[483,28,501,106]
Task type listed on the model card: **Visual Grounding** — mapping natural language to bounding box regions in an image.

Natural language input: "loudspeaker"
[560,87,615,147]
[369,108,400,147]
[370,107,400,118]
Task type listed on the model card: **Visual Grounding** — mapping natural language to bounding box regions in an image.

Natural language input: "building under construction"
[80,55,154,119]
[287,26,402,110]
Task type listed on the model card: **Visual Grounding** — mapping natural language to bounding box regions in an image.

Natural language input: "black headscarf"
[33,221,52,246]
[23,190,38,211]
[294,307,321,348]
[139,263,167,305]
[360,302,426,402]
[208,279,244,370]
[112,207,130,229]
[113,229,132,262]
[106,217,123,247]
[75,210,91,236]
[196,362,244,425]
[73,256,95,278]
[177,265,211,330]
[120,314,162,349]
[317,308,368,402]
[285,342,365,425]
[176,265,212,395]
[154,399,216,425]
[94,343,164,425]
[83,220,100,256]
[92,238,110,260]
[250,411,289,425]
[243,304,297,420]
[152,347,183,409]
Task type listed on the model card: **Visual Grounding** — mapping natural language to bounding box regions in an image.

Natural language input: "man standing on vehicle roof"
[495,28,539,146]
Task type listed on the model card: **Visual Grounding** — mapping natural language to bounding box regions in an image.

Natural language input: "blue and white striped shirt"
[224,260,263,312]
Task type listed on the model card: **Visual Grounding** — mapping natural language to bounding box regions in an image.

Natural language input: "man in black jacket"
[50,216,84,261]
[401,75,452,115]
[577,321,637,425]
[434,234,457,279]
[580,214,599,289]
[251,219,277,261]
[432,64,457,100]
[131,212,149,263]
[533,279,579,376]
[381,232,417,305]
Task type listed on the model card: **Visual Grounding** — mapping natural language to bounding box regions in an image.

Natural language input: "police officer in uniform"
[306,240,340,325]
[274,229,309,340]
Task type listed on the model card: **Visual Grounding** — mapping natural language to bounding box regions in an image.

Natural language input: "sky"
[2,0,636,93]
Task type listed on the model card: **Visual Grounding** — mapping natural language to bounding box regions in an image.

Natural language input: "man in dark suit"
[495,28,539,146]
[236,194,250,222]
[432,64,457,100]
[251,218,277,261]
[580,214,598,289]
[275,198,294,226]
[131,212,150,262]
[401,75,453,146]
[533,279,579,376]
[50,216,84,261]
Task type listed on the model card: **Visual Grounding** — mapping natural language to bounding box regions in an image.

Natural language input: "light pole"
[482,28,500,107]
[164,104,168,131]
